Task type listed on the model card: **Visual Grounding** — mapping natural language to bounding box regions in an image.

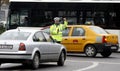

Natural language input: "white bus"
[8,0,120,29]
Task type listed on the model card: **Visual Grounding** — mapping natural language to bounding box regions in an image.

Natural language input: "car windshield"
[0,31,31,40]
[89,26,108,34]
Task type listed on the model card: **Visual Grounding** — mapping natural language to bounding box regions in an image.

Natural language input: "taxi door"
[62,27,86,52]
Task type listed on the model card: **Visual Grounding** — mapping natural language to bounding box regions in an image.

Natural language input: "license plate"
[0,45,13,49]
[111,46,117,49]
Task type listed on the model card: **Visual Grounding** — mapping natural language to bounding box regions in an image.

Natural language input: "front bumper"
[94,43,119,52]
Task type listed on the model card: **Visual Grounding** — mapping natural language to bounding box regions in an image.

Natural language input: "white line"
[67,60,120,65]
[1,63,22,68]
[99,62,120,65]
[74,62,99,71]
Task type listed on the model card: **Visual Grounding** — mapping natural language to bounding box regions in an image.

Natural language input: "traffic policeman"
[50,17,68,43]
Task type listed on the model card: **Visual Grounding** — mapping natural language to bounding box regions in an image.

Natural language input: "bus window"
[20,10,28,26]
[67,17,77,25]
[58,11,77,25]
[10,11,19,29]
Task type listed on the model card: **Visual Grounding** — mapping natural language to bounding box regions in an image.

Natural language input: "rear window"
[0,31,31,40]
[89,26,108,34]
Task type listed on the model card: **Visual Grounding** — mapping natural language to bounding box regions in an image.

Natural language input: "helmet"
[54,17,60,21]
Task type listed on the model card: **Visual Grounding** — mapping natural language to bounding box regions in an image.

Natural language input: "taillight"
[19,43,26,51]
[102,36,107,43]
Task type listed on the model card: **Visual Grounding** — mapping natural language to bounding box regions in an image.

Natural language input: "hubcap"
[34,55,39,68]
[61,52,65,63]
[86,46,95,56]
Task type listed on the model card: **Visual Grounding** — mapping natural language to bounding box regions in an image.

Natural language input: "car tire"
[31,53,40,69]
[57,51,65,66]
[101,51,112,58]
[22,62,30,67]
[0,63,2,66]
[85,45,97,57]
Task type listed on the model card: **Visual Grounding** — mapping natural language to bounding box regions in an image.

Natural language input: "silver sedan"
[0,28,66,69]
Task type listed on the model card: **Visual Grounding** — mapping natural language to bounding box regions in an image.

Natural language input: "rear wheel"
[101,51,112,57]
[85,45,97,57]
[31,53,40,69]
[57,51,65,66]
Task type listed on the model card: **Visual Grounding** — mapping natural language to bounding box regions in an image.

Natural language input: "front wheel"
[57,51,65,66]
[85,45,97,57]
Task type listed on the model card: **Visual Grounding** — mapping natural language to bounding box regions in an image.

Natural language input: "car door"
[43,32,61,60]
[33,31,52,60]
[62,27,86,52]
[71,27,86,52]
[61,27,72,52]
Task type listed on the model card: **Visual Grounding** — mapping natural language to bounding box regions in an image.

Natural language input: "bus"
[8,0,120,29]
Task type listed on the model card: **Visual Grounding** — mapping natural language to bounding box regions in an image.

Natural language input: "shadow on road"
[0,63,58,71]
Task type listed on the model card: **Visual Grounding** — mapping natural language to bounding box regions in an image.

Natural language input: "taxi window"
[89,26,108,34]
[62,27,70,36]
[72,27,85,36]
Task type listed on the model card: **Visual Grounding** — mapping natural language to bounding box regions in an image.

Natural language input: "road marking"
[74,62,99,71]
[1,63,22,68]
[67,60,99,71]
[67,60,120,65]
[99,62,120,65]
[67,60,120,71]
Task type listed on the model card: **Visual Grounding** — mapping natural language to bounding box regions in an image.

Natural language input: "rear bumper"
[94,43,119,52]
[0,51,32,63]
[0,54,32,59]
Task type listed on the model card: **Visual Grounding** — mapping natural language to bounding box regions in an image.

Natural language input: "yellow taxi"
[61,25,119,57]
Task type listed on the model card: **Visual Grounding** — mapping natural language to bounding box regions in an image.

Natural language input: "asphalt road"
[0,53,120,71]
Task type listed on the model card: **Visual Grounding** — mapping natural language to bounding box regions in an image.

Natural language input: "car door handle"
[82,38,86,40]
[64,39,68,40]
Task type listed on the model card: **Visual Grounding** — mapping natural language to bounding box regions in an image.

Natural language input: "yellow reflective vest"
[50,21,68,42]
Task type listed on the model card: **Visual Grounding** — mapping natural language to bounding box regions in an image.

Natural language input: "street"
[0,53,120,71]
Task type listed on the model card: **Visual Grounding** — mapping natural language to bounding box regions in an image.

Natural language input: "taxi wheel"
[85,45,97,57]
[31,53,40,69]
[101,51,112,58]
[57,51,65,66]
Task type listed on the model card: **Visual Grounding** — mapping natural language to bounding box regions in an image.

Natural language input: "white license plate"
[0,45,13,49]
[111,46,117,49]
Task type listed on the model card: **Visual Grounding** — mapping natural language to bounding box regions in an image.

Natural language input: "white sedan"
[0,28,66,69]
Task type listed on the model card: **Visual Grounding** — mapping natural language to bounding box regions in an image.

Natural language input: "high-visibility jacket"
[50,21,68,42]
